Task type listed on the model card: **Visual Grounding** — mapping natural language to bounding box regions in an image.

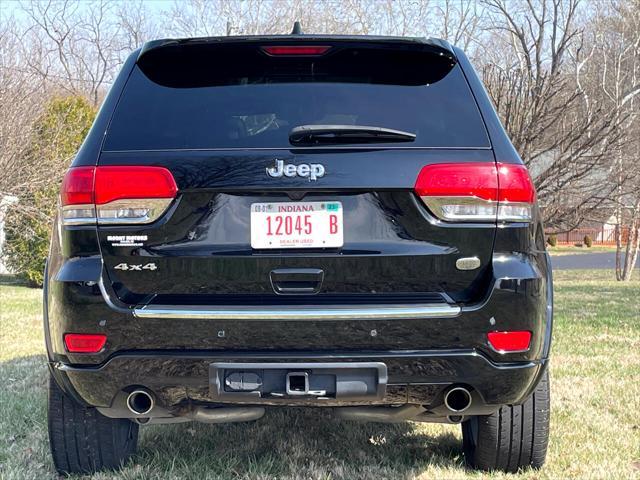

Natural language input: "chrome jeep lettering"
[266,159,326,181]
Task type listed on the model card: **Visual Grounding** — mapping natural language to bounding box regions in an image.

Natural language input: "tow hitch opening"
[286,372,309,395]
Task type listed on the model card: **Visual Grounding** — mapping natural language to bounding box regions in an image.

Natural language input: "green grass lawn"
[546,246,618,255]
[1,270,639,479]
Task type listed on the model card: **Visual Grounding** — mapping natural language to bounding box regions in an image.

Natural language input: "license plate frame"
[250,201,343,249]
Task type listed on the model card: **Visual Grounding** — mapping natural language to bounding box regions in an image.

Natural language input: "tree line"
[0,0,638,282]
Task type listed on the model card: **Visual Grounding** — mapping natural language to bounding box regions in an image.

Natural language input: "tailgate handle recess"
[270,268,324,294]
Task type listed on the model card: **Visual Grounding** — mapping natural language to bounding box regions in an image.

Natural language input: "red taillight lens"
[61,167,95,206]
[487,331,531,353]
[497,164,536,203]
[94,166,177,204]
[414,163,535,222]
[415,163,498,200]
[261,45,331,56]
[64,333,107,353]
[60,166,177,226]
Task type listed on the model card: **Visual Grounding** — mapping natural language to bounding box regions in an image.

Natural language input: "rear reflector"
[64,333,107,353]
[261,45,331,56]
[60,166,177,226]
[487,331,531,353]
[414,163,535,222]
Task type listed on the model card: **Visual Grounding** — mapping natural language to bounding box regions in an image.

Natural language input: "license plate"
[251,201,343,249]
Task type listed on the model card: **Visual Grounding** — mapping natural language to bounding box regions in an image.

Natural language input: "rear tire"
[462,370,550,473]
[48,373,139,475]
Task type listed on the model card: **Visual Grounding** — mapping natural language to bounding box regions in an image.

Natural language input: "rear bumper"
[45,251,553,414]
[46,254,552,363]
[54,350,548,413]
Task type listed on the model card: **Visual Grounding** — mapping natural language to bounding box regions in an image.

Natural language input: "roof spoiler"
[137,35,457,64]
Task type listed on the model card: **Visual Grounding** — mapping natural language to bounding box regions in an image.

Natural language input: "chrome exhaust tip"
[444,386,472,413]
[126,389,154,415]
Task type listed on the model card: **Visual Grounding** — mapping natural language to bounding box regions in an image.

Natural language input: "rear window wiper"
[289,124,416,145]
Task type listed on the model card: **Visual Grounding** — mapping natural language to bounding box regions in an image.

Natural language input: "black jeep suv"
[45,34,552,475]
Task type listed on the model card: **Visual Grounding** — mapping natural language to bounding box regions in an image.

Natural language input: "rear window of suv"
[104,42,490,151]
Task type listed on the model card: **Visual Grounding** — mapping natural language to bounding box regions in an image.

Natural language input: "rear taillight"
[496,164,536,221]
[60,166,97,224]
[414,163,535,222]
[64,333,107,353]
[61,166,177,226]
[487,330,532,353]
[261,45,331,56]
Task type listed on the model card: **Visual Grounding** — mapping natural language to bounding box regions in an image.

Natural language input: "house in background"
[529,151,632,247]
[0,195,18,274]
[545,213,631,246]
[596,215,618,244]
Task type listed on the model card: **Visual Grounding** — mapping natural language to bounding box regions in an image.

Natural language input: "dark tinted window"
[104,45,489,150]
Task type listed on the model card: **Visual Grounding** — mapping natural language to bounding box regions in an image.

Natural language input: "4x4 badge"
[266,159,325,181]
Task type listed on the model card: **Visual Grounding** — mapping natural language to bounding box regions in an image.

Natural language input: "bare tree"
[166,0,486,40]
[0,16,46,205]
[18,0,156,106]
[587,0,640,280]
[115,0,160,51]
[435,0,485,51]
[167,0,376,37]
[480,0,629,231]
